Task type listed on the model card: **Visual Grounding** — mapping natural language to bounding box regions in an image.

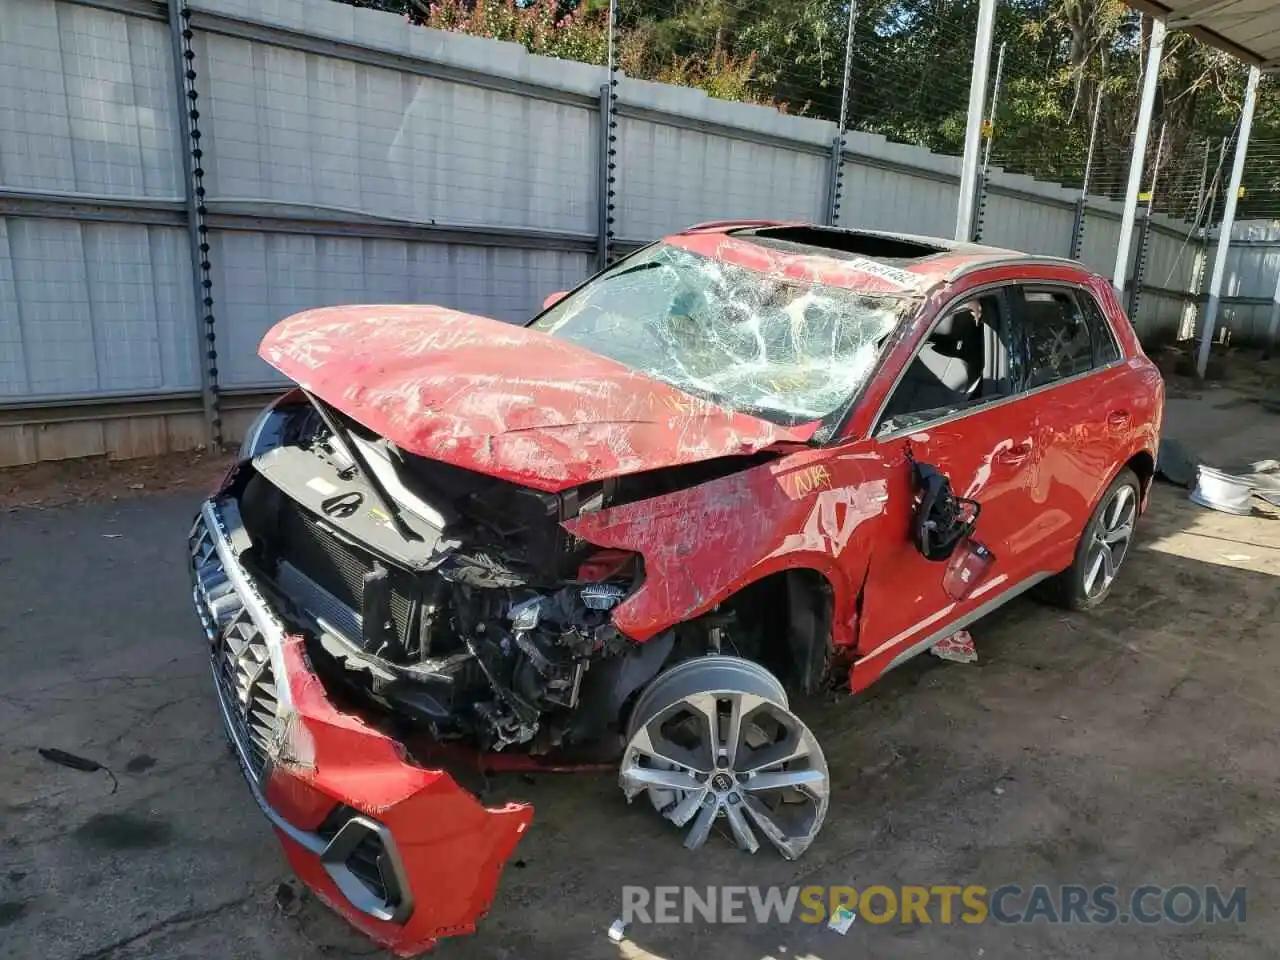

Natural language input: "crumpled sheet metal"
[566,454,888,646]
[259,304,812,493]
[670,232,932,295]
[263,637,533,956]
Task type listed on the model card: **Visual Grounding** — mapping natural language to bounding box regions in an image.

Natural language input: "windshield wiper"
[303,391,422,543]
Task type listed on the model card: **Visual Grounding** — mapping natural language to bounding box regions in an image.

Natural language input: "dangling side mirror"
[542,291,568,310]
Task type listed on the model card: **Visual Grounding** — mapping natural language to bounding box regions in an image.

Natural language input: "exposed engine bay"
[228,394,786,755]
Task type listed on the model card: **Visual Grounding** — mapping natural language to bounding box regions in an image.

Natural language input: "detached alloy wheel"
[618,656,829,860]
[1050,467,1141,611]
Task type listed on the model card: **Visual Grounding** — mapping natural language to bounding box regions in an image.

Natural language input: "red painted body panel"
[565,446,887,646]
[258,304,810,493]
[262,638,533,957]
[567,255,1163,691]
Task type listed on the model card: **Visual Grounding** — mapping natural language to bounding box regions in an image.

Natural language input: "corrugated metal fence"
[0,0,1249,465]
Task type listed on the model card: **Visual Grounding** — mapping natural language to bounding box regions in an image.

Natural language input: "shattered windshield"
[529,243,914,426]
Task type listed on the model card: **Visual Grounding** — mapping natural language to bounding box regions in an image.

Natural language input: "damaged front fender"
[265,639,533,954]
[564,451,890,651]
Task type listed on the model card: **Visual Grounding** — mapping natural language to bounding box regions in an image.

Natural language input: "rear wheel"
[1046,467,1140,610]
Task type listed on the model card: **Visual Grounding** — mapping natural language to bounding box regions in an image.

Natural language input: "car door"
[850,284,1047,683]
[1005,283,1134,568]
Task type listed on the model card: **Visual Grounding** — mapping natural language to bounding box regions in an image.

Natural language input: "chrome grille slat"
[191,499,415,926]
[191,514,282,783]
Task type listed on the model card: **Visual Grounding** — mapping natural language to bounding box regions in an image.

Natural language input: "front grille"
[191,515,283,782]
[214,609,281,774]
[274,497,416,649]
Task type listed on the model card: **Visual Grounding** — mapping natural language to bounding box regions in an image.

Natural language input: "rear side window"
[1012,286,1119,390]
[1018,290,1091,388]
[1078,292,1122,364]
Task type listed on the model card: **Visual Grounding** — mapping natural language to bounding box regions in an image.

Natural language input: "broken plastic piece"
[508,596,544,631]
[37,747,119,793]
[910,460,979,561]
[942,537,995,600]
[931,629,977,664]
[828,905,857,933]
[38,748,102,772]
[580,582,625,610]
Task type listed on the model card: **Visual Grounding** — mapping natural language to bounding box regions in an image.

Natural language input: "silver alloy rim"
[1083,483,1137,598]
[619,656,829,860]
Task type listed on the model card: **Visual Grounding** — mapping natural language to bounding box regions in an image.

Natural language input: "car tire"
[1045,466,1141,611]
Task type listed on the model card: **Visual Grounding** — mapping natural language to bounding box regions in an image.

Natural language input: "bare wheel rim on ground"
[1084,483,1137,598]
[618,656,829,860]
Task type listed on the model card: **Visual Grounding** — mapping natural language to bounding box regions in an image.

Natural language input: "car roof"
[669,220,1088,292]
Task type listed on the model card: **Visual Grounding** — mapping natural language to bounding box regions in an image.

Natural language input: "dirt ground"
[0,449,234,513]
[1,392,1278,960]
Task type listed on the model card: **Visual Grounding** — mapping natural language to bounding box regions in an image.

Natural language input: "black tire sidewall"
[1065,467,1141,610]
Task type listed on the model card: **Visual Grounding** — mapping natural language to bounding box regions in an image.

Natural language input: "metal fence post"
[168,0,221,447]
[1128,123,1166,322]
[1264,271,1280,353]
[955,0,997,241]
[1069,198,1087,260]
[825,138,843,227]
[980,41,1006,175]
[971,42,1005,244]
[971,171,987,243]
[1070,88,1103,260]
[826,1,859,226]
[597,0,619,270]
[1128,211,1151,320]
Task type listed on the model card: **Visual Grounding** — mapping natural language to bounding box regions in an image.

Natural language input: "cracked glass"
[530,243,916,426]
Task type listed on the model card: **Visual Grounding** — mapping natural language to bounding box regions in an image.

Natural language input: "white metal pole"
[1196,65,1261,378]
[1112,17,1166,296]
[955,0,998,241]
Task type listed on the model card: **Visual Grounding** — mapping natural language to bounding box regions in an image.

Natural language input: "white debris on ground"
[931,629,977,663]
[607,918,628,943]
[828,905,857,934]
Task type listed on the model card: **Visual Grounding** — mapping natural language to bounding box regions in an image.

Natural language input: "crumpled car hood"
[259,305,812,492]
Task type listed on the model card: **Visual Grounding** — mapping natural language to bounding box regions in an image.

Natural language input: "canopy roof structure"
[1130,0,1280,68]
[954,0,1280,371]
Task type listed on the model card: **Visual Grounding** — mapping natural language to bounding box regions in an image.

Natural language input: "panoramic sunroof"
[738,226,950,261]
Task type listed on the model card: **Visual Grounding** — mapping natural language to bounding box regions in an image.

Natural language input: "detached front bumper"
[190,498,533,956]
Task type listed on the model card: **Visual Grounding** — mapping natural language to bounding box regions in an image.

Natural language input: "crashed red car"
[190,223,1163,954]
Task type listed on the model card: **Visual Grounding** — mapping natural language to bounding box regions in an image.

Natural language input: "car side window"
[877,291,1012,435]
[1077,292,1122,365]
[1014,288,1093,389]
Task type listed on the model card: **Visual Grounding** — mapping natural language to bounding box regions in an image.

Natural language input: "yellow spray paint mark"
[788,464,832,499]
